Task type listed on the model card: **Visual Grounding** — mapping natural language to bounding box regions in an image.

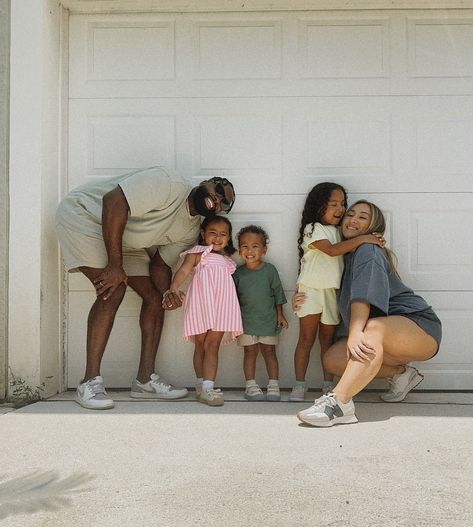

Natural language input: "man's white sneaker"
[130,373,188,400]
[199,387,224,406]
[297,393,358,427]
[75,376,114,410]
[380,366,424,402]
[289,385,307,402]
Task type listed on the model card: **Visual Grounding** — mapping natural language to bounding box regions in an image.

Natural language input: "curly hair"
[237,224,269,247]
[297,182,347,261]
[198,215,236,256]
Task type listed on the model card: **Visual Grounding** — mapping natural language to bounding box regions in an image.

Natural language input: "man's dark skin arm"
[94,186,129,300]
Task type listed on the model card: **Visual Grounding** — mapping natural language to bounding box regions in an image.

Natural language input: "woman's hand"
[346,331,376,362]
[291,290,307,313]
[93,265,128,300]
[162,289,185,310]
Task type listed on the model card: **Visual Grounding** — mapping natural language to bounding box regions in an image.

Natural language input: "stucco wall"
[0,0,9,401]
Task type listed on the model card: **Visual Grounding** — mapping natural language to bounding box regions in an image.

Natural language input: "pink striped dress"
[181,245,243,344]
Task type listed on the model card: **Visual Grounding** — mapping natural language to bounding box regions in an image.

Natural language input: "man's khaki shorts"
[237,334,279,347]
[56,223,151,276]
[295,284,340,325]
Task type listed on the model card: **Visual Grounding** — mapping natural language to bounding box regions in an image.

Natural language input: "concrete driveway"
[1,391,473,527]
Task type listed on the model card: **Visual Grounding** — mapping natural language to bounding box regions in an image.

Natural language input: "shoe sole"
[75,397,114,410]
[199,398,224,407]
[130,391,188,400]
[266,395,281,402]
[244,394,266,401]
[380,373,424,402]
[297,413,358,427]
[288,396,306,402]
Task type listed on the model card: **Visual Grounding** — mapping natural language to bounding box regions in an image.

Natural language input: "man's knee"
[95,283,126,311]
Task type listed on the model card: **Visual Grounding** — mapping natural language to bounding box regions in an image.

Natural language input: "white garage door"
[66,9,473,389]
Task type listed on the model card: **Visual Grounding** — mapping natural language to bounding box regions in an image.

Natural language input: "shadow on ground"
[0,471,94,520]
[6,398,473,423]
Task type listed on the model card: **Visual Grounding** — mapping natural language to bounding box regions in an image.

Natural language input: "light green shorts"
[295,284,340,325]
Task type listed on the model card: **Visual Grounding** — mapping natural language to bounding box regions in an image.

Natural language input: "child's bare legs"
[193,334,205,379]
[260,344,279,380]
[318,323,336,383]
[243,344,259,380]
[202,330,225,381]
[200,330,225,406]
[294,314,320,381]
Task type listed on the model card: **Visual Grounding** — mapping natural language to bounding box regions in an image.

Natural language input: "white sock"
[268,379,279,387]
[246,379,257,388]
[196,377,203,385]
[202,380,214,391]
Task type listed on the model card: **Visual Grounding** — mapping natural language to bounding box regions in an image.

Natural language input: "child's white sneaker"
[289,384,307,402]
[244,384,265,401]
[195,381,203,399]
[380,366,424,402]
[297,393,358,427]
[200,387,224,406]
[266,383,281,402]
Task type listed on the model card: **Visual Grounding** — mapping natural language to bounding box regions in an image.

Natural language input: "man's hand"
[162,289,185,310]
[93,265,128,300]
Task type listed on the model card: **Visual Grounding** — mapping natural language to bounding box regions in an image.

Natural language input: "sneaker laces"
[311,393,337,409]
[87,381,106,396]
[246,385,262,396]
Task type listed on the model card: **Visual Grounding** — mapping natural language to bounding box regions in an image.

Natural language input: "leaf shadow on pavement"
[0,470,94,520]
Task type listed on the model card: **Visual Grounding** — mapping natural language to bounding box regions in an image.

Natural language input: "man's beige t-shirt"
[56,166,201,267]
[297,223,343,290]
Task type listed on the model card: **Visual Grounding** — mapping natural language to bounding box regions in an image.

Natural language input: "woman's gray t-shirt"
[337,244,436,337]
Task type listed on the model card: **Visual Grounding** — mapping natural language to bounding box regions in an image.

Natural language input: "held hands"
[162,289,185,310]
[346,330,376,362]
[93,265,128,300]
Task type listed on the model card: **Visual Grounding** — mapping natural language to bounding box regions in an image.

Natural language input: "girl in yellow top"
[289,183,384,401]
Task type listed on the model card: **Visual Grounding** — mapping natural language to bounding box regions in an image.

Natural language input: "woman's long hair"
[346,200,399,276]
[297,182,347,262]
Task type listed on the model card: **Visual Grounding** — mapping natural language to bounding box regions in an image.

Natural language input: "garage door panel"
[355,193,473,291]
[71,11,473,99]
[67,9,473,389]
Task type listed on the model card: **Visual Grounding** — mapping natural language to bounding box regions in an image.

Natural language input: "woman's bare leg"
[324,316,437,403]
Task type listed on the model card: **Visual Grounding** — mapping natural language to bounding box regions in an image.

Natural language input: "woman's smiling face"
[342,202,372,239]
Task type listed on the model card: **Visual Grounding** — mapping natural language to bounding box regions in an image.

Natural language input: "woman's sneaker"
[244,384,265,401]
[380,366,424,402]
[195,381,203,399]
[289,384,307,402]
[297,393,358,427]
[75,376,114,410]
[200,387,224,406]
[266,383,281,402]
[130,373,188,399]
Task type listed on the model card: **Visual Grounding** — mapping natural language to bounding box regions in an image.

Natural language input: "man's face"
[191,179,235,217]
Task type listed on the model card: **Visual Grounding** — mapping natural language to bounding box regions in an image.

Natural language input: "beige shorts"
[237,334,279,347]
[295,284,340,325]
[56,223,152,276]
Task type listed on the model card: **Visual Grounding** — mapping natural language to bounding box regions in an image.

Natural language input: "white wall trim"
[61,0,473,14]
[9,0,63,396]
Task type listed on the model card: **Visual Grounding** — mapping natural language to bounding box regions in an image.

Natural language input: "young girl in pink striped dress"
[168,215,243,406]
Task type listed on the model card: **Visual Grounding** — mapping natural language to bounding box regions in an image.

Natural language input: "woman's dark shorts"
[402,308,442,354]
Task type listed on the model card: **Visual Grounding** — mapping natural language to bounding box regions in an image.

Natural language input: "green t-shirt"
[233,262,287,337]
